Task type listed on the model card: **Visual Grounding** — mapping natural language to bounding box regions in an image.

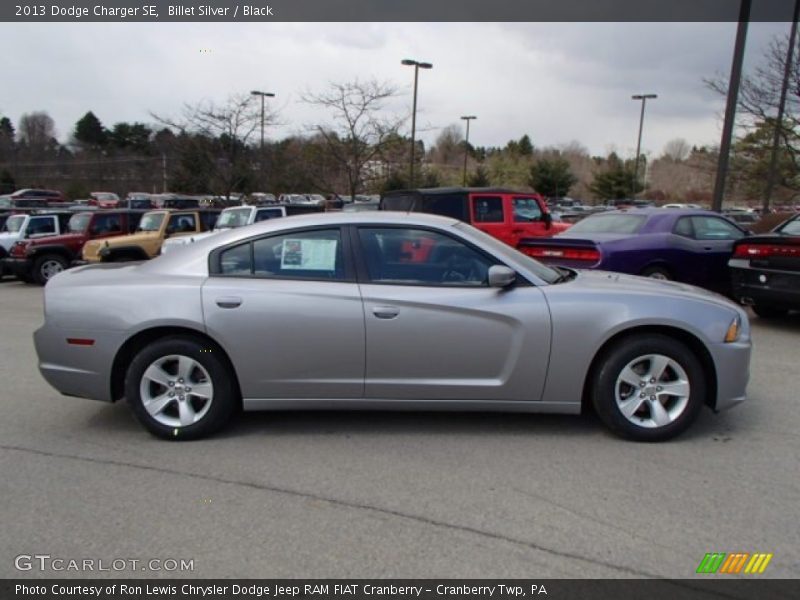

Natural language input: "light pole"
[460,115,476,186]
[401,59,433,187]
[250,90,275,191]
[631,93,657,198]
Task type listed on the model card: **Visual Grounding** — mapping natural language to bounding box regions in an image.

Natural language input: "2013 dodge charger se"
[34,212,751,441]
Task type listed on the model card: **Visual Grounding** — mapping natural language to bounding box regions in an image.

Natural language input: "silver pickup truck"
[160,205,286,254]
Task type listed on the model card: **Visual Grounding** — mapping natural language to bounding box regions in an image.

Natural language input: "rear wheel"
[125,336,238,440]
[752,304,789,319]
[33,254,68,285]
[640,265,672,280]
[592,335,706,442]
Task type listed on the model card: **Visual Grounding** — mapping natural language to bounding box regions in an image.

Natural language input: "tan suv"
[81,209,220,263]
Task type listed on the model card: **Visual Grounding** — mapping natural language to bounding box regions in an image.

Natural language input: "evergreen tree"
[74,111,108,149]
[528,156,577,197]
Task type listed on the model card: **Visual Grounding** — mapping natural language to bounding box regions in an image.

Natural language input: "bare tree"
[429,124,464,166]
[152,93,272,197]
[662,138,691,161]
[302,79,404,198]
[705,33,800,188]
[18,111,57,151]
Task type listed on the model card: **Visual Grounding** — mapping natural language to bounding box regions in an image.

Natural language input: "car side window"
[472,196,504,223]
[92,213,122,234]
[690,216,745,240]
[358,227,494,287]
[674,217,693,238]
[217,228,344,280]
[255,209,283,222]
[512,197,543,222]
[167,214,196,233]
[27,217,56,236]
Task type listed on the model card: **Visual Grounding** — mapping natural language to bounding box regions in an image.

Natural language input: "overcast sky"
[0,22,791,158]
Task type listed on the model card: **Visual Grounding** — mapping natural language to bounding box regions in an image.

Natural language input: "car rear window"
[567,214,647,234]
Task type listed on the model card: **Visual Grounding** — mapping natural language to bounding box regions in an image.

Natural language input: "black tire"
[125,336,238,440]
[32,254,68,285]
[591,334,706,442]
[640,265,672,280]
[752,304,789,319]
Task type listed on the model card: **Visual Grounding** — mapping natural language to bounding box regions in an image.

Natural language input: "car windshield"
[68,213,92,233]
[3,215,25,233]
[216,208,251,229]
[453,222,562,284]
[137,213,165,232]
[566,214,647,234]
[778,217,800,235]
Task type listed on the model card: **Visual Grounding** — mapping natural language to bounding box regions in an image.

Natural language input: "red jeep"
[380,187,570,249]
[4,210,145,284]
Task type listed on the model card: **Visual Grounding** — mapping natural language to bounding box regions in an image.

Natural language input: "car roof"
[384,187,532,196]
[600,207,723,217]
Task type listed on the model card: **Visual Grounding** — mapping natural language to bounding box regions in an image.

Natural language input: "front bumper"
[0,257,32,277]
[708,338,751,412]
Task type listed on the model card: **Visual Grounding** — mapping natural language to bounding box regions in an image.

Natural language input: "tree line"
[1,33,798,205]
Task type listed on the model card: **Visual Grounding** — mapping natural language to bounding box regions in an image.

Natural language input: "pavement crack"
[1,442,663,578]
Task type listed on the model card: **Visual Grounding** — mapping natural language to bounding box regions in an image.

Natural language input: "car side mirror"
[488,265,516,288]
[543,212,553,229]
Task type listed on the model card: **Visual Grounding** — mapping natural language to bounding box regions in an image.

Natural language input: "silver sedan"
[34,212,751,441]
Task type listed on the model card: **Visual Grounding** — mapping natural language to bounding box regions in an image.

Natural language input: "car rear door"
[353,225,551,401]
[202,226,365,400]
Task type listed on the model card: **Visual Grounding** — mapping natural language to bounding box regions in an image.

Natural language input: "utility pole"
[764,0,800,213]
[402,59,433,187]
[250,90,275,191]
[632,94,657,198]
[460,115,477,186]
[712,0,751,212]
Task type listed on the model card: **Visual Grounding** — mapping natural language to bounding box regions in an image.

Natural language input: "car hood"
[86,231,159,248]
[28,232,85,245]
[562,269,740,311]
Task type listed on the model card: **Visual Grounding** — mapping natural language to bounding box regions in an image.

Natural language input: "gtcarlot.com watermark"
[14,553,194,573]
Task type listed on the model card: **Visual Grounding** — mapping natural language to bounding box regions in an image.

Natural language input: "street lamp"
[251,90,275,191]
[631,93,657,198]
[401,59,433,187]
[460,115,477,186]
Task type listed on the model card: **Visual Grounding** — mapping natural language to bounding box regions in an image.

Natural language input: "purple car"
[520,208,749,292]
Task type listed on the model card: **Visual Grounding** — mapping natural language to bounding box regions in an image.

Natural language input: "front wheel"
[33,254,68,285]
[640,265,672,280]
[592,335,706,442]
[125,336,238,440]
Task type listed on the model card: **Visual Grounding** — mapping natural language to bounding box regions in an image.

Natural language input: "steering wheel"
[441,258,482,284]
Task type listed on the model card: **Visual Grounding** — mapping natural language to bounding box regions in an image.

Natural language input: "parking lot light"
[402,59,433,187]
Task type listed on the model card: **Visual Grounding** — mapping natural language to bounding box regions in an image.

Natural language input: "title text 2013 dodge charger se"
[34,212,751,441]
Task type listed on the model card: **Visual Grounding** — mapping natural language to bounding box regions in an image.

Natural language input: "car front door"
[202,226,365,400]
[689,216,747,291]
[353,225,551,401]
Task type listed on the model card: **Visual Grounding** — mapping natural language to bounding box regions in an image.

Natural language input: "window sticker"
[280,238,338,270]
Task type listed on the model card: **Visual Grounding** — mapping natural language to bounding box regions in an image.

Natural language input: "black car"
[728,213,800,317]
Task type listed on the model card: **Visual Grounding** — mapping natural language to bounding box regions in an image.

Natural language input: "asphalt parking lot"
[0,280,798,579]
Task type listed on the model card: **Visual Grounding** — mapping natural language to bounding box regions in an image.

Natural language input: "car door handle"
[216,297,242,309]
[371,306,400,319]
[703,247,713,251]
